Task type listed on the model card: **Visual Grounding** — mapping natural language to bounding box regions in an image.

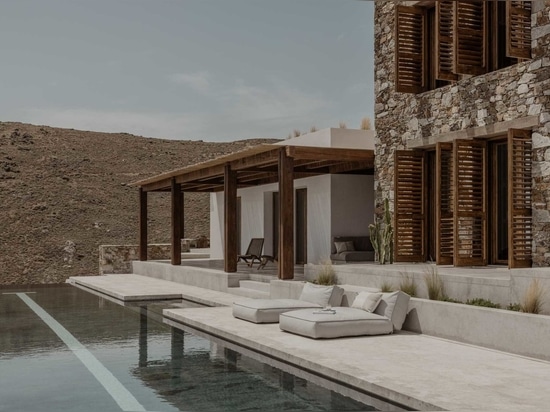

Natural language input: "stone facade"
[374,1,550,266]
[99,241,191,274]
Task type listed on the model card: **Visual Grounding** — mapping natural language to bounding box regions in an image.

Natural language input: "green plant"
[520,278,546,314]
[315,259,337,285]
[380,279,394,293]
[399,273,417,297]
[369,198,394,264]
[442,297,463,304]
[465,298,501,309]
[423,266,445,300]
[293,129,301,137]
[360,117,371,130]
[506,303,521,312]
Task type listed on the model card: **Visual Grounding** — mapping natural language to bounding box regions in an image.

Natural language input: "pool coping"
[69,274,550,412]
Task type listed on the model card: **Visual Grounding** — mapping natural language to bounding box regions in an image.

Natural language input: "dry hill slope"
[0,122,278,285]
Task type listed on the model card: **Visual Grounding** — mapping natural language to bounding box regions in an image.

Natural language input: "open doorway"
[295,188,307,264]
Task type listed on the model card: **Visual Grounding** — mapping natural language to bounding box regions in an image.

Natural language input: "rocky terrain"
[0,122,278,285]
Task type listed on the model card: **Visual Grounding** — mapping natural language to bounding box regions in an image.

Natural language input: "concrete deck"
[70,273,550,411]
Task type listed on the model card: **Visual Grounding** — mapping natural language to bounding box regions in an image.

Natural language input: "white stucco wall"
[274,128,374,150]
[330,174,375,237]
[209,128,376,263]
[296,174,332,264]
[210,192,225,259]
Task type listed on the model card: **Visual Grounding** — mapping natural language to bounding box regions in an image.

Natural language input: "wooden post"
[180,192,185,239]
[171,178,182,265]
[139,188,148,261]
[278,148,294,280]
[224,165,237,272]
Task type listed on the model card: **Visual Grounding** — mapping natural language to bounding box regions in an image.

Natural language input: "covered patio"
[130,143,374,280]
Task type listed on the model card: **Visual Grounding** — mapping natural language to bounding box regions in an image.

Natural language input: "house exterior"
[209,128,376,265]
[374,1,550,268]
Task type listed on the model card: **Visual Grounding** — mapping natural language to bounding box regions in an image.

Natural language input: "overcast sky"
[0,0,374,142]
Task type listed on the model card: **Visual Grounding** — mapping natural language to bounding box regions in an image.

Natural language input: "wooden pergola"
[130,144,374,279]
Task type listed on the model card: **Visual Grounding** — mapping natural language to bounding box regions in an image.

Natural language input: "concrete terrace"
[70,272,550,412]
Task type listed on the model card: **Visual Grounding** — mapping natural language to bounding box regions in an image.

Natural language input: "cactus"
[369,198,394,264]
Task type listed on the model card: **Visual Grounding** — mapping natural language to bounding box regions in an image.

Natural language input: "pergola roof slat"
[130,143,374,192]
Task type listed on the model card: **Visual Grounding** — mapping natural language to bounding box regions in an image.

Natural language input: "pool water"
[0,285,387,412]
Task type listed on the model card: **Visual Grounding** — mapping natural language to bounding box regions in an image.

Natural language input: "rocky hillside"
[0,122,278,285]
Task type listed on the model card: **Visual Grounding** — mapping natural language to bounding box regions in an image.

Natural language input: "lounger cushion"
[351,291,383,312]
[279,307,393,339]
[232,299,321,323]
[373,291,410,331]
[299,283,344,308]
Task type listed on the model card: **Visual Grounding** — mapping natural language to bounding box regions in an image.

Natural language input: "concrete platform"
[164,305,550,412]
[69,273,550,411]
[68,274,236,306]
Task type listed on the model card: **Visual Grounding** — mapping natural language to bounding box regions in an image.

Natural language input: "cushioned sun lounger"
[232,283,345,323]
[279,291,410,339]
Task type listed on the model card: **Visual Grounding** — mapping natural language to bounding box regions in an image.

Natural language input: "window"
[395,1,532,93]
[394,129,532,268]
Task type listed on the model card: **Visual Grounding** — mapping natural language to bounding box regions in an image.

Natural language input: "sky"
[0,0,374,142]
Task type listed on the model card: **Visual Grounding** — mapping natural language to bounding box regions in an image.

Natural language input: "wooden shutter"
[395,6,426,94]
[508,129,532,268]
[454,140,487,266]
[436,142,454,265]
[394,150,426,262]
[506,1,532,59]
[436,1,458,81]
[454,1,487,76]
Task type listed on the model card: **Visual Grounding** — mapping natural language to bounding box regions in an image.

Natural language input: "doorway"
[489,140,508,264]
[272,192,279,258]
[295,188,307,264]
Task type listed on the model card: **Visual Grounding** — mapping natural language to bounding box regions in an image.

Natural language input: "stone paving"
[70,273,550,411]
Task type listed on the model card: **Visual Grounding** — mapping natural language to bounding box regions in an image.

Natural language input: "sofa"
[330,236,375,262]
[233,283,411,339]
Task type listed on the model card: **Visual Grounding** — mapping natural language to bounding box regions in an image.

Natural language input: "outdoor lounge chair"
[237,238,264,267]
[258,252,277,269]
[279,291,410,339]
[233,283,345,323]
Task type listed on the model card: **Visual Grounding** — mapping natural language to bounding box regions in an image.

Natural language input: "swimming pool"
[0,285,398,411]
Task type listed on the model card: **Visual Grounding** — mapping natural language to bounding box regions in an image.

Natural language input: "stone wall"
[99,241,191,274]
[374,0,550,266]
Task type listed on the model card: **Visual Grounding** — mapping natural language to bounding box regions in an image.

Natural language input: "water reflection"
[0,285,382,412]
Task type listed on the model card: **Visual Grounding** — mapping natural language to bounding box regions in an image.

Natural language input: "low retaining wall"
[99,242,191,274]
[404,298,550,361]
[305,263,550,311]
[132,260,248,291]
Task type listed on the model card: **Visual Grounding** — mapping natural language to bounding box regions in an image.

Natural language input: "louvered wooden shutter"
[395,6,426,94]
[394,150,426,262]
[454,1,487,76]
[508,129,532,268]
[436,1,458,81]
[436,142,454,265]
[454,140,487,266]
[506,1,532,59]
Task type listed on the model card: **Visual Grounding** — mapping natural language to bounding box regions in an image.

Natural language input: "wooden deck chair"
[237,238,264,267]
[258,251,278,270]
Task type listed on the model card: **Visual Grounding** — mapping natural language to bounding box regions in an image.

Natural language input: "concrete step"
[248,273,278,283]
[239,280,271,293]
[226,287,270,299]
